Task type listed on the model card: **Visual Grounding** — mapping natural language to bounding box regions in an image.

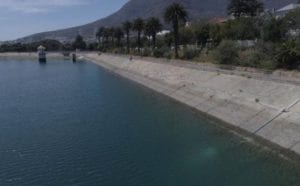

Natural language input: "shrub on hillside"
[142,47,152,57]
[262,18,287,42]
[239,49,275,69]
[213,40,239,65]
[153,47,170,58]
[153,48,164,58]
[275,39,300,70]
[181,48,201,60]
[112,48,126,54]
[163,50,173,59]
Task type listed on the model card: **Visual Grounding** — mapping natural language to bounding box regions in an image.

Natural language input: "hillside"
[15,0,297,43]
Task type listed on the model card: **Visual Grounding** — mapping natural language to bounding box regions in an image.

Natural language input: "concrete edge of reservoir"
[82,53,300,160]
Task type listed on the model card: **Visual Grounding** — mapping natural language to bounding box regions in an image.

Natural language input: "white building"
[157,30,171,36]
[276,2,300,17]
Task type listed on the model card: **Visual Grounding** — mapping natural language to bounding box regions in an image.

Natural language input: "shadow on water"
[39,61,47,66]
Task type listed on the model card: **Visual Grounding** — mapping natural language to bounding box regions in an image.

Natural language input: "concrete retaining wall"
[83,53,300,156]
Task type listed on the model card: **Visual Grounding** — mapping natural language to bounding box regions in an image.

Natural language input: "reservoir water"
[0,59,300,186]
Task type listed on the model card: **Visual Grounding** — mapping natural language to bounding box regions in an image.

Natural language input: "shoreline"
[82,53,300,161]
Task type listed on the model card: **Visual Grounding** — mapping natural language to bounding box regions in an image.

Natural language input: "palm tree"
[114,27,124,47]
[99,27,110,50]
[72,35,87,50]
[164,3,187,58]
[133,18,145,54]
[96,27,105,49]
[122,21,132,53]
[145,17,162,48]
[109,27,116,47]
[227,0,264,18]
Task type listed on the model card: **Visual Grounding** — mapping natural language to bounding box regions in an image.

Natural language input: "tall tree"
[164,3,187,58]
[222,18,260,40]
[114,27,124,47]
[209,24,223,46]
[133,18,145,54]
[72,35,86,50]
[98,27,111,50]
[227,0,264,18]
[145,17,162,48]
[122,21,132,53]
[262,18,287,42]
[103,28,110,43]
[109,27,116,47]
[96,27,105,49]
[193,23,210,48]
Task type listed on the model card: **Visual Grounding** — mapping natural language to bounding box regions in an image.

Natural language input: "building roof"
[210,17,228,24]
[277,3,300,12]
[157,30,171,36]
[37,45,46,50]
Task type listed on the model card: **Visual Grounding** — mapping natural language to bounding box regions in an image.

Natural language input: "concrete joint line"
[253,99,300,134]
[254,109,287,134]
[168,84,186,96]
[286,99,300,111]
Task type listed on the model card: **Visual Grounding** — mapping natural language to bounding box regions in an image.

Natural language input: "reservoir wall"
[83,53,300,156]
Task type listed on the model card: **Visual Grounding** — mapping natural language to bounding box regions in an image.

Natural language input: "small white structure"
[157,30,171,36]
[288,29,300,38]
[237,40,256,47]
[37,45,46,63]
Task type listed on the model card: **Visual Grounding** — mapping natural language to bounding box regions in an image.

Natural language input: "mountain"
[15,0,297,43]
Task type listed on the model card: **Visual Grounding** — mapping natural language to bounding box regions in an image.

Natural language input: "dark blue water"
[0,59,300,186]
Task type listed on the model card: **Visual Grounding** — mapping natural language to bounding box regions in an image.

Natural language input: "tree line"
[95,3,187,59]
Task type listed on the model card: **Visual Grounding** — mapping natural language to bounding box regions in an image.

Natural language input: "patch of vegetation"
[275,39,300,70]
[213,40,239,65]
[181,48,201,60]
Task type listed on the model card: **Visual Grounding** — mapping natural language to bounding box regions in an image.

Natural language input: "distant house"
[157,30,171,36]
[237,40,256,47]
[288,29,300,37]
[209,15,236,24]
[210,17,228,24]
[185,21,192,28]
[276,2,300,17]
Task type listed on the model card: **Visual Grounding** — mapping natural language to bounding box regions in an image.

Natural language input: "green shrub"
[213,40,239,65]
[153,48,164,58]
[142,47,152,57]
[181,48,201,60]
[131,49,141,56]
[153,47,170,58]
[163,50,173,59]
[275,39,300,70]
[262,18,287,42]
[239,49,276,69]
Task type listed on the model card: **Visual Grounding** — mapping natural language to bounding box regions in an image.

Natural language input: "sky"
[0,0,128,41]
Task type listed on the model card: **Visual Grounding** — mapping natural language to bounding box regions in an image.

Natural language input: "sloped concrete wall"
[84,53,300,155]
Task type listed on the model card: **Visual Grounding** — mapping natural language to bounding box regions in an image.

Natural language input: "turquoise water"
[0,59,300,186]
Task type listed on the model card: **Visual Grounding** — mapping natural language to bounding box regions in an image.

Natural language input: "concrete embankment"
[83,53,300,156]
